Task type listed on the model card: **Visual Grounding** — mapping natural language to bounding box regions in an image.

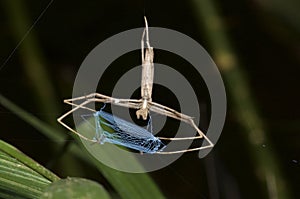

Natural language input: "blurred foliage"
[0,0,299,199]
[192,0,291,198]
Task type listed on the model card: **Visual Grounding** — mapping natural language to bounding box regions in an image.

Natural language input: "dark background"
[0,0,299,198]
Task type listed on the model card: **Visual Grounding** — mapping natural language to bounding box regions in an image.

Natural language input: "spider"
[57,17,214,154]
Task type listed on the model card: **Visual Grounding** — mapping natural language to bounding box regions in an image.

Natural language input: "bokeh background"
[0,0,299,198]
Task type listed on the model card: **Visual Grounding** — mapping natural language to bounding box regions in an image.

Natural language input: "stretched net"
[83,110,165,153]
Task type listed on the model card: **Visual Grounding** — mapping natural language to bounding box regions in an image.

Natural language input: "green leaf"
[0,140,59,199]
[41,177,111,199]
[0,140,60,182]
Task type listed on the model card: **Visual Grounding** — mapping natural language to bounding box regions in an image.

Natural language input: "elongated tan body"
[136,17,154,120]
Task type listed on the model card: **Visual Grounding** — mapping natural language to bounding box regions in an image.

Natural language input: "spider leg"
[63,93,111,112]
[148,101,214,154]
[64,93,142,111]
[57,99,98,143]
[58,93,143,142]
[149,101,202,139]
